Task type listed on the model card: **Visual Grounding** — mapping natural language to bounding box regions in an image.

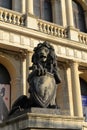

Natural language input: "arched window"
[72,0,86,32]
[0,64,11,120]
[80,78,87,96]
[0,0,12,9]
[80,78,87,119]
[34,0,53,22]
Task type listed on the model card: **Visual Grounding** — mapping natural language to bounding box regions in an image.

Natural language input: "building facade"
[0,0,87,129]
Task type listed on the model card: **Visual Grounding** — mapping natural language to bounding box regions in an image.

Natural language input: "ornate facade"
[0,0,87,129]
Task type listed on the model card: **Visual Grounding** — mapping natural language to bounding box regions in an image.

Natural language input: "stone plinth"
[0,108,84,130]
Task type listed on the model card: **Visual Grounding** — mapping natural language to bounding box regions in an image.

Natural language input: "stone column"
[21,0,26,13]
[10,79,17,105]
[66,67,74,116]
[61,0,67,26]
[26,52,33,96]
[66,0,74,26]
[22,58,27,95]
[66,0,79,41]
[70,62,83,117]
[25,0,38,30]
[16,76,21,97]
[26,0,33,14]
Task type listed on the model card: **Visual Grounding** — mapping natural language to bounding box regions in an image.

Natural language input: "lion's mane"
[30,41,61,84]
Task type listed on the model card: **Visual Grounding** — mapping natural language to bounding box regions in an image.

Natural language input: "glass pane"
[0,64,11,120]
[0,64,11,84]
[33,0,40,18]
[34,0,52,22]
[0,0,12,9]
[80,78,87,121]
[72,0,86,32]
[43,0,52,22]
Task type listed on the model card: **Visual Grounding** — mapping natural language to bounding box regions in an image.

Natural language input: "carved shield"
[31,72,56,108]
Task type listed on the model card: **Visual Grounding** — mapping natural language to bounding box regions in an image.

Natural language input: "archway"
[80,72,87,121]
[0,55,16,120]
[0,63,11,120]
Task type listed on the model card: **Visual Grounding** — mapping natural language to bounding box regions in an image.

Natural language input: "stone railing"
[38,19,68,38]
[78,32,87,44]
[0,7,25,26]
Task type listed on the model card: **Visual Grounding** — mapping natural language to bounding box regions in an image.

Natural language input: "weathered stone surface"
[27,41,61,108]
[28,107,61,115]
[9,41,61,115]
[0,110,84,130]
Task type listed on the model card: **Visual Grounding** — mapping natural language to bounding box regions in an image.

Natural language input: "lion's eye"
[44,48,49,53]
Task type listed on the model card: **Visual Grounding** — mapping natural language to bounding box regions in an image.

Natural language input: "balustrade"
[0,7,25,26]
[78,32,87,44]
[0,7,87,46]
[38,19,68,38]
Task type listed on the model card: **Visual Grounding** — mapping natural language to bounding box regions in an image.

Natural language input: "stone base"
[28,107,61,115]
[0,107,84,130]
[8,107,61,118]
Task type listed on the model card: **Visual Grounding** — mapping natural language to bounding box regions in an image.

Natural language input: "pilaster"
[22,58,27,95]
[20,51,28,95]
[66,66,74,116]
[26,52,33,96]
[70,61,83,117]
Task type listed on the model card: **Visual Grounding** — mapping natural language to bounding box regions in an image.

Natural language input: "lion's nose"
[39,51,45,56]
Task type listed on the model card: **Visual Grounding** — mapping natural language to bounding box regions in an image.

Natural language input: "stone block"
[0,107,84,130]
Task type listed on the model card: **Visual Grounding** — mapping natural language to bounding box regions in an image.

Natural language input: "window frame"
[34,0,53,22]
[72,0,86,32]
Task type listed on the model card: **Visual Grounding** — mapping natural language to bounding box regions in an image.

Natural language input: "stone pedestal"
[67,26,79,41]
[0,108,84,130]
[25,13,38,30]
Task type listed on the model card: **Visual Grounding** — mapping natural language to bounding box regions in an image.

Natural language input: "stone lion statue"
[28,41,61,108]
[9,41,61,116]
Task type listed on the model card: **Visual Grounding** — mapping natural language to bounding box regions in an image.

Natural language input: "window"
[72,0,86,32]
[34,0,53,22]
[80,78,87,121]
[0,64,11,120]
[0,0,12,9]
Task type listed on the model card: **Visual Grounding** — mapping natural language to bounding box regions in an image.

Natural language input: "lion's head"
[32,41,56,66]
[29,41,61,84]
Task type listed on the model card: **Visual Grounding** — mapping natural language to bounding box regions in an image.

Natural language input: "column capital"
[69,60,79,67]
